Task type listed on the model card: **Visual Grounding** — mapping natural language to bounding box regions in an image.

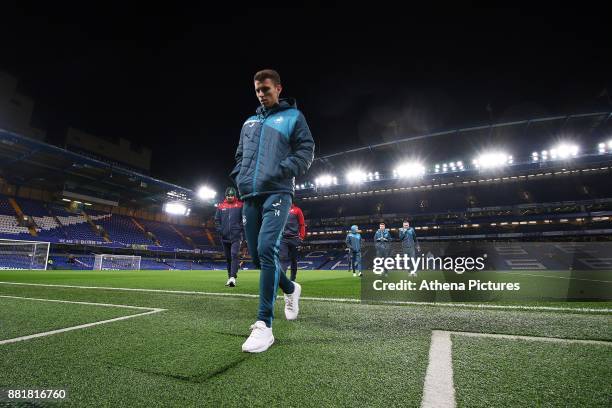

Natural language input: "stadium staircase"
[169,224,196,249]
[82,211,111,242]
[51,214,69,238]
[131,217,161,246]
[8,198,38,237]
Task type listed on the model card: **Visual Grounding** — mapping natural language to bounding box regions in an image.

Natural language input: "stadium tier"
[137,219,194,251]
[93,213,153,246]
[0,195,215,252]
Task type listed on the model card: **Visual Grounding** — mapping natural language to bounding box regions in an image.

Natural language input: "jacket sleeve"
[214,207,221,233]
[229,131,244,184]
[296,207,306,240]
[374,230,381,241]
[279,112,315,178]
[399,228,405,241]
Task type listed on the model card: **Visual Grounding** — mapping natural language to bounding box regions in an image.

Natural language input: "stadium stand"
[2,112,612,270]
[138,219,194,251]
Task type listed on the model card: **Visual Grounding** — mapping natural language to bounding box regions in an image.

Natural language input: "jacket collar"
[256,98,297,117]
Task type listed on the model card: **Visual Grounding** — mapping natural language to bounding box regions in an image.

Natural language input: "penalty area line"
[0,295,165,346]
[421,330,612,408]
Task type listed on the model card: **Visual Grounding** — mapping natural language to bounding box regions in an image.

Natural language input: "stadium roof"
[0,128,199,208]
[311,111,612,172]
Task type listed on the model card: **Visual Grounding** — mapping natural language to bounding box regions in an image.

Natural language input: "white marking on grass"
[451,330,612,346]
[505,271,612,284]
[421,330,455,408]
[0,281,610,314]
[0,295,161,310]
[421,330,612,408]
[0,295,165,346]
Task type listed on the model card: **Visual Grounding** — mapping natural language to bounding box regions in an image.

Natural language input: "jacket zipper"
[252,113,268,195]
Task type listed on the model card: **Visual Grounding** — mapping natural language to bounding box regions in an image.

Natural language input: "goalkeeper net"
[93,254,141,270]
[0,239,50,270]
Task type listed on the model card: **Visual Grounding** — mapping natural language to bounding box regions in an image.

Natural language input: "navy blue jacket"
[230,99,315,199]
[374,229,392,251]
[399,227,418,249]
[214,199,244,243]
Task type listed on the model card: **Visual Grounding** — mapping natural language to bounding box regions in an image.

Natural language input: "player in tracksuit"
[345,225,362,277]
[374,222,392,275]
[399,220,420,275]
[230,69,315,353]
[214,187,243,287]
[281,203,306,282]
[374,222,392,258]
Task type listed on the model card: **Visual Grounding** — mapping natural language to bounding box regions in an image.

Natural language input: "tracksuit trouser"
[242,193,295,328]
[222,240,241,278]
[350,250,361,274]
[281,240,299,281]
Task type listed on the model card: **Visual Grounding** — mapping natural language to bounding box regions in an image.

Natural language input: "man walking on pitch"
[231,69,315,353]
[215,187,244,287]
[281,201,306,281]
[345,225,362,277]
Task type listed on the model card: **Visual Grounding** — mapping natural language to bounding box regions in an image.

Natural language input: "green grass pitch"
[0,269,610,407]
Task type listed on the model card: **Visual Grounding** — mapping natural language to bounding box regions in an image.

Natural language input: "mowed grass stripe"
[452,335,612,407]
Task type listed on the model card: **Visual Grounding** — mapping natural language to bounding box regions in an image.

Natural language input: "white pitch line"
[421,330,455,408]
[451,330,612,347]
[504,271,612,284]
[0,295,165,346]
[0,281,610,313]
[421,330,612,408]
[0,295,161,310]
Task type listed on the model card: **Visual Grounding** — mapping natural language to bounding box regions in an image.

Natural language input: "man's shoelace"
[285,294,294,309]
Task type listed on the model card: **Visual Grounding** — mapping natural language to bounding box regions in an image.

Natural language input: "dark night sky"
[2,4,611,193]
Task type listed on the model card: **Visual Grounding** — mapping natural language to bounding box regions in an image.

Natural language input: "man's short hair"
[379,222,385,226]
[254,69,281,85]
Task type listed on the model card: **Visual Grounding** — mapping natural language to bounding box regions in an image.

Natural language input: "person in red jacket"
[280,202,306,281]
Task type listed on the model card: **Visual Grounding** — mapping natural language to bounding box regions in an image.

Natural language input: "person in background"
[280,202,306,281]
[214,186,244,287]
[345,225,362,277]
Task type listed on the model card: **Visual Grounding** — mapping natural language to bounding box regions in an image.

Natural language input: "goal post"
[93,254,141,270]
[0,239,50,270]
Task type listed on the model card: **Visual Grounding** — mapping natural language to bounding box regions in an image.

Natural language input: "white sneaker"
[242,321,274,353]
[284,282,301,320]
[229,277,236,287]
[352,273,356,277]
[224,278,232,286]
